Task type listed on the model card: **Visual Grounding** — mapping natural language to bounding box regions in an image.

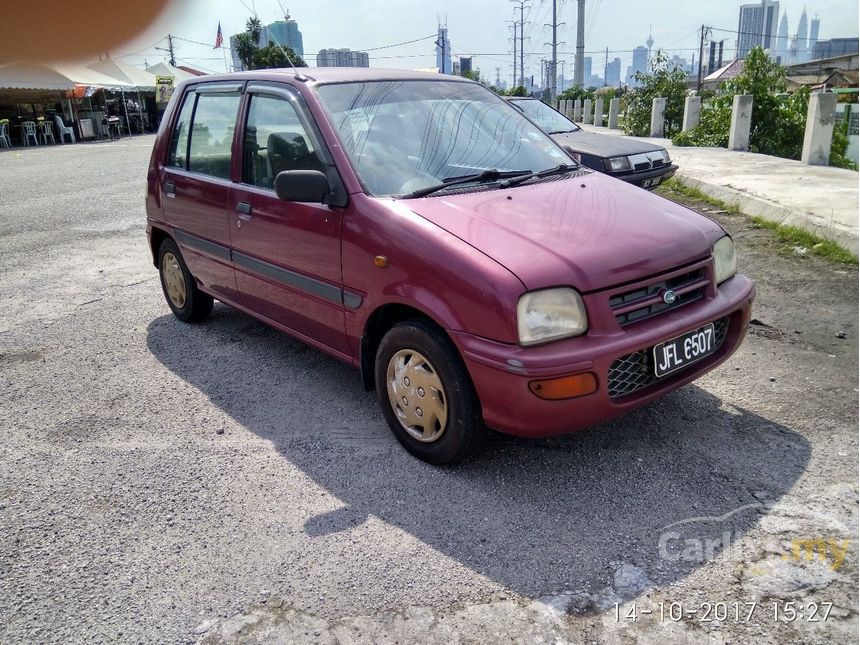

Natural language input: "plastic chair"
[22,121,39,146]
[54,115,76,143]
[0,121,10,148]
[39,121,56,145]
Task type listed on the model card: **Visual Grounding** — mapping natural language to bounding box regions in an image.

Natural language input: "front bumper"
[612,163,678,189]
[450,274,755,438]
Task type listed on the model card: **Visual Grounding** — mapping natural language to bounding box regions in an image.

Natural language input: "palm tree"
[246,17,262,45]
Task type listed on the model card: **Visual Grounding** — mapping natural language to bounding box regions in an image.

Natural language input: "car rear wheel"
[157,238,213,323]
[375,320,484,465]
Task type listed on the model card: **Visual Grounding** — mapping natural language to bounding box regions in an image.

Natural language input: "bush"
[621,51,688,137]
[830,111,859,170]
[672,48,810,159]
[672,104,731,147]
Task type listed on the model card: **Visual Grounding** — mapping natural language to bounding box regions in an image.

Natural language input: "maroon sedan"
[146,68,755,464]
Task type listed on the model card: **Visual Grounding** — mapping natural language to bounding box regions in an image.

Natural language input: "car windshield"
[510,99,581,135]
[316,80,570,197]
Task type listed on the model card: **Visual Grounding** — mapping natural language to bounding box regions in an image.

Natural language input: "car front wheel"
[375,320,484,465]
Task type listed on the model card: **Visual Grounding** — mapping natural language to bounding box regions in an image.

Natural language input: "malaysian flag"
[214,22,224,49]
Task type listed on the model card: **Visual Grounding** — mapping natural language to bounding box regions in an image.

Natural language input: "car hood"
[401,171,724,292]
[551,130,665,158]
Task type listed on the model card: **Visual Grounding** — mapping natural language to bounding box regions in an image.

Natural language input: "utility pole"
[510,21,518,87]
[603,46,608,86]
[495,66,502,87]
[574,0,585,87]
[696,25,711,91]
[545,0,563,100]
[511,1,529,88]
[167,34,176,67]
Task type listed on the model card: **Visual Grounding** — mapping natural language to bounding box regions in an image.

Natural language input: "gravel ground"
[0,138,857,644]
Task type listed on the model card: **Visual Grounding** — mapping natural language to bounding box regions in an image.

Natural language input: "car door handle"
[164,181,175,198]
[236,201,253,225]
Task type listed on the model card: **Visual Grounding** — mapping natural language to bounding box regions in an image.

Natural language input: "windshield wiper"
[405,168,531,198]
[498,163,578,189]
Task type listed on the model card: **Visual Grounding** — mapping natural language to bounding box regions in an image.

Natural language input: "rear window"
[187,93,241,179]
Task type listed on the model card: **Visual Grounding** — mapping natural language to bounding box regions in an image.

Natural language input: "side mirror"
[274,170,331,203]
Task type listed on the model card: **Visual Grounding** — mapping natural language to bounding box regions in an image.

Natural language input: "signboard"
[156,75,175,104]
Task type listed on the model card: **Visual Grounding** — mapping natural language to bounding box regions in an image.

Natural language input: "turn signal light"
[528,372,598,400]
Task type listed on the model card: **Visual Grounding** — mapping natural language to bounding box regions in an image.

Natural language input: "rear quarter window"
[167,92,195,169]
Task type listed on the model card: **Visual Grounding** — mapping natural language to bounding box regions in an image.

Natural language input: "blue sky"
[117,0,859,80]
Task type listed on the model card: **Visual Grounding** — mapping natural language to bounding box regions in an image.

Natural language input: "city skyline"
[116,0,858,81]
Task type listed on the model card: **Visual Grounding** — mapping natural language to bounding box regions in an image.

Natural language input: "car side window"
[167,92,196,169]
[243,93,324,189]
[188,93,241,180]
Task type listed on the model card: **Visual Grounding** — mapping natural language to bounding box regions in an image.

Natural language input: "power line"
[364,33,437,51]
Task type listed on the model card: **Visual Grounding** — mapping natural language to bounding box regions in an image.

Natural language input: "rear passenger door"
[229,84,351,357]
[161,84,242,301]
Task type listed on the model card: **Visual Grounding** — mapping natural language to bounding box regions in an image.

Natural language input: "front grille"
[634,161,651,171]
[610,268,708,326]
[607,317,730,399]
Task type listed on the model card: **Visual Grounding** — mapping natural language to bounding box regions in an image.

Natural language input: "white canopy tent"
[0,62,77,90]
[0,61,133,142]
[144,62,198,84]
[88,57,157,90]
[88,57,158,132]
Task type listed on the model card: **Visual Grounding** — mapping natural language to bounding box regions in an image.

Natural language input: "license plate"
[642,177,661,188]
[653,323,716,378]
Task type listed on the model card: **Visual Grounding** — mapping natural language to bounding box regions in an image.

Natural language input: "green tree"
[234,16,307,71]
[462,69,480,83]
[558,85,594,102]
[622,51,688,137]
[253,42,307,69]
[246,17,262,43]
[234,32,257,71]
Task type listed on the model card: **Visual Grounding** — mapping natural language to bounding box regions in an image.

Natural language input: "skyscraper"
[316,48,369,67]
[737,1,780,58]
[809,15,821,50]
[435,26,452,74]
[265,19,304,57]
[626,46,649,87]
[776,11,789,61]
[797,8,808,47]
[605,57,621,86]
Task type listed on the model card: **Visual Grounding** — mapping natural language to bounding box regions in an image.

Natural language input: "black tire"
[157,238,214,323]
[375,319,484,465]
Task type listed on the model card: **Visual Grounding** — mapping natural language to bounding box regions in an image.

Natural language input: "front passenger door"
[229,86,350,357]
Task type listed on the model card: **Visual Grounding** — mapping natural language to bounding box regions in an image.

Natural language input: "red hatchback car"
[146,68,755,464]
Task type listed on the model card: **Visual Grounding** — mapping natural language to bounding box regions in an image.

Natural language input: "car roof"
[188,67,474,87]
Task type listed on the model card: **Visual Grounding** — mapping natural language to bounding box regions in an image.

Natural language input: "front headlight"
[713,236,737,284]
[608,156,630,172]
[517,288,588,346]
[659,149,671,163]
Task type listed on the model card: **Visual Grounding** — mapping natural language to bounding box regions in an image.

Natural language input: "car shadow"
[146,305,810,609]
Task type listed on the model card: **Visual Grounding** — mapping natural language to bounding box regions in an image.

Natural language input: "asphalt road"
[0,138,857,644]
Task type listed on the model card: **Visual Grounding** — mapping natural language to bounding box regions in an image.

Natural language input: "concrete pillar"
[582,98,593,125]
[801,92,838,165]
[728,94,753,152]
[573,99,582,122]
[562,99,572,119]
[608,98,621,129]
[593,97,604,127]
[649,98,666,137]
[682,96,701,131]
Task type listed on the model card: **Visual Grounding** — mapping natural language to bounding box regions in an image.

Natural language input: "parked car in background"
[507,96,678,190]
[147,69,753,464]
